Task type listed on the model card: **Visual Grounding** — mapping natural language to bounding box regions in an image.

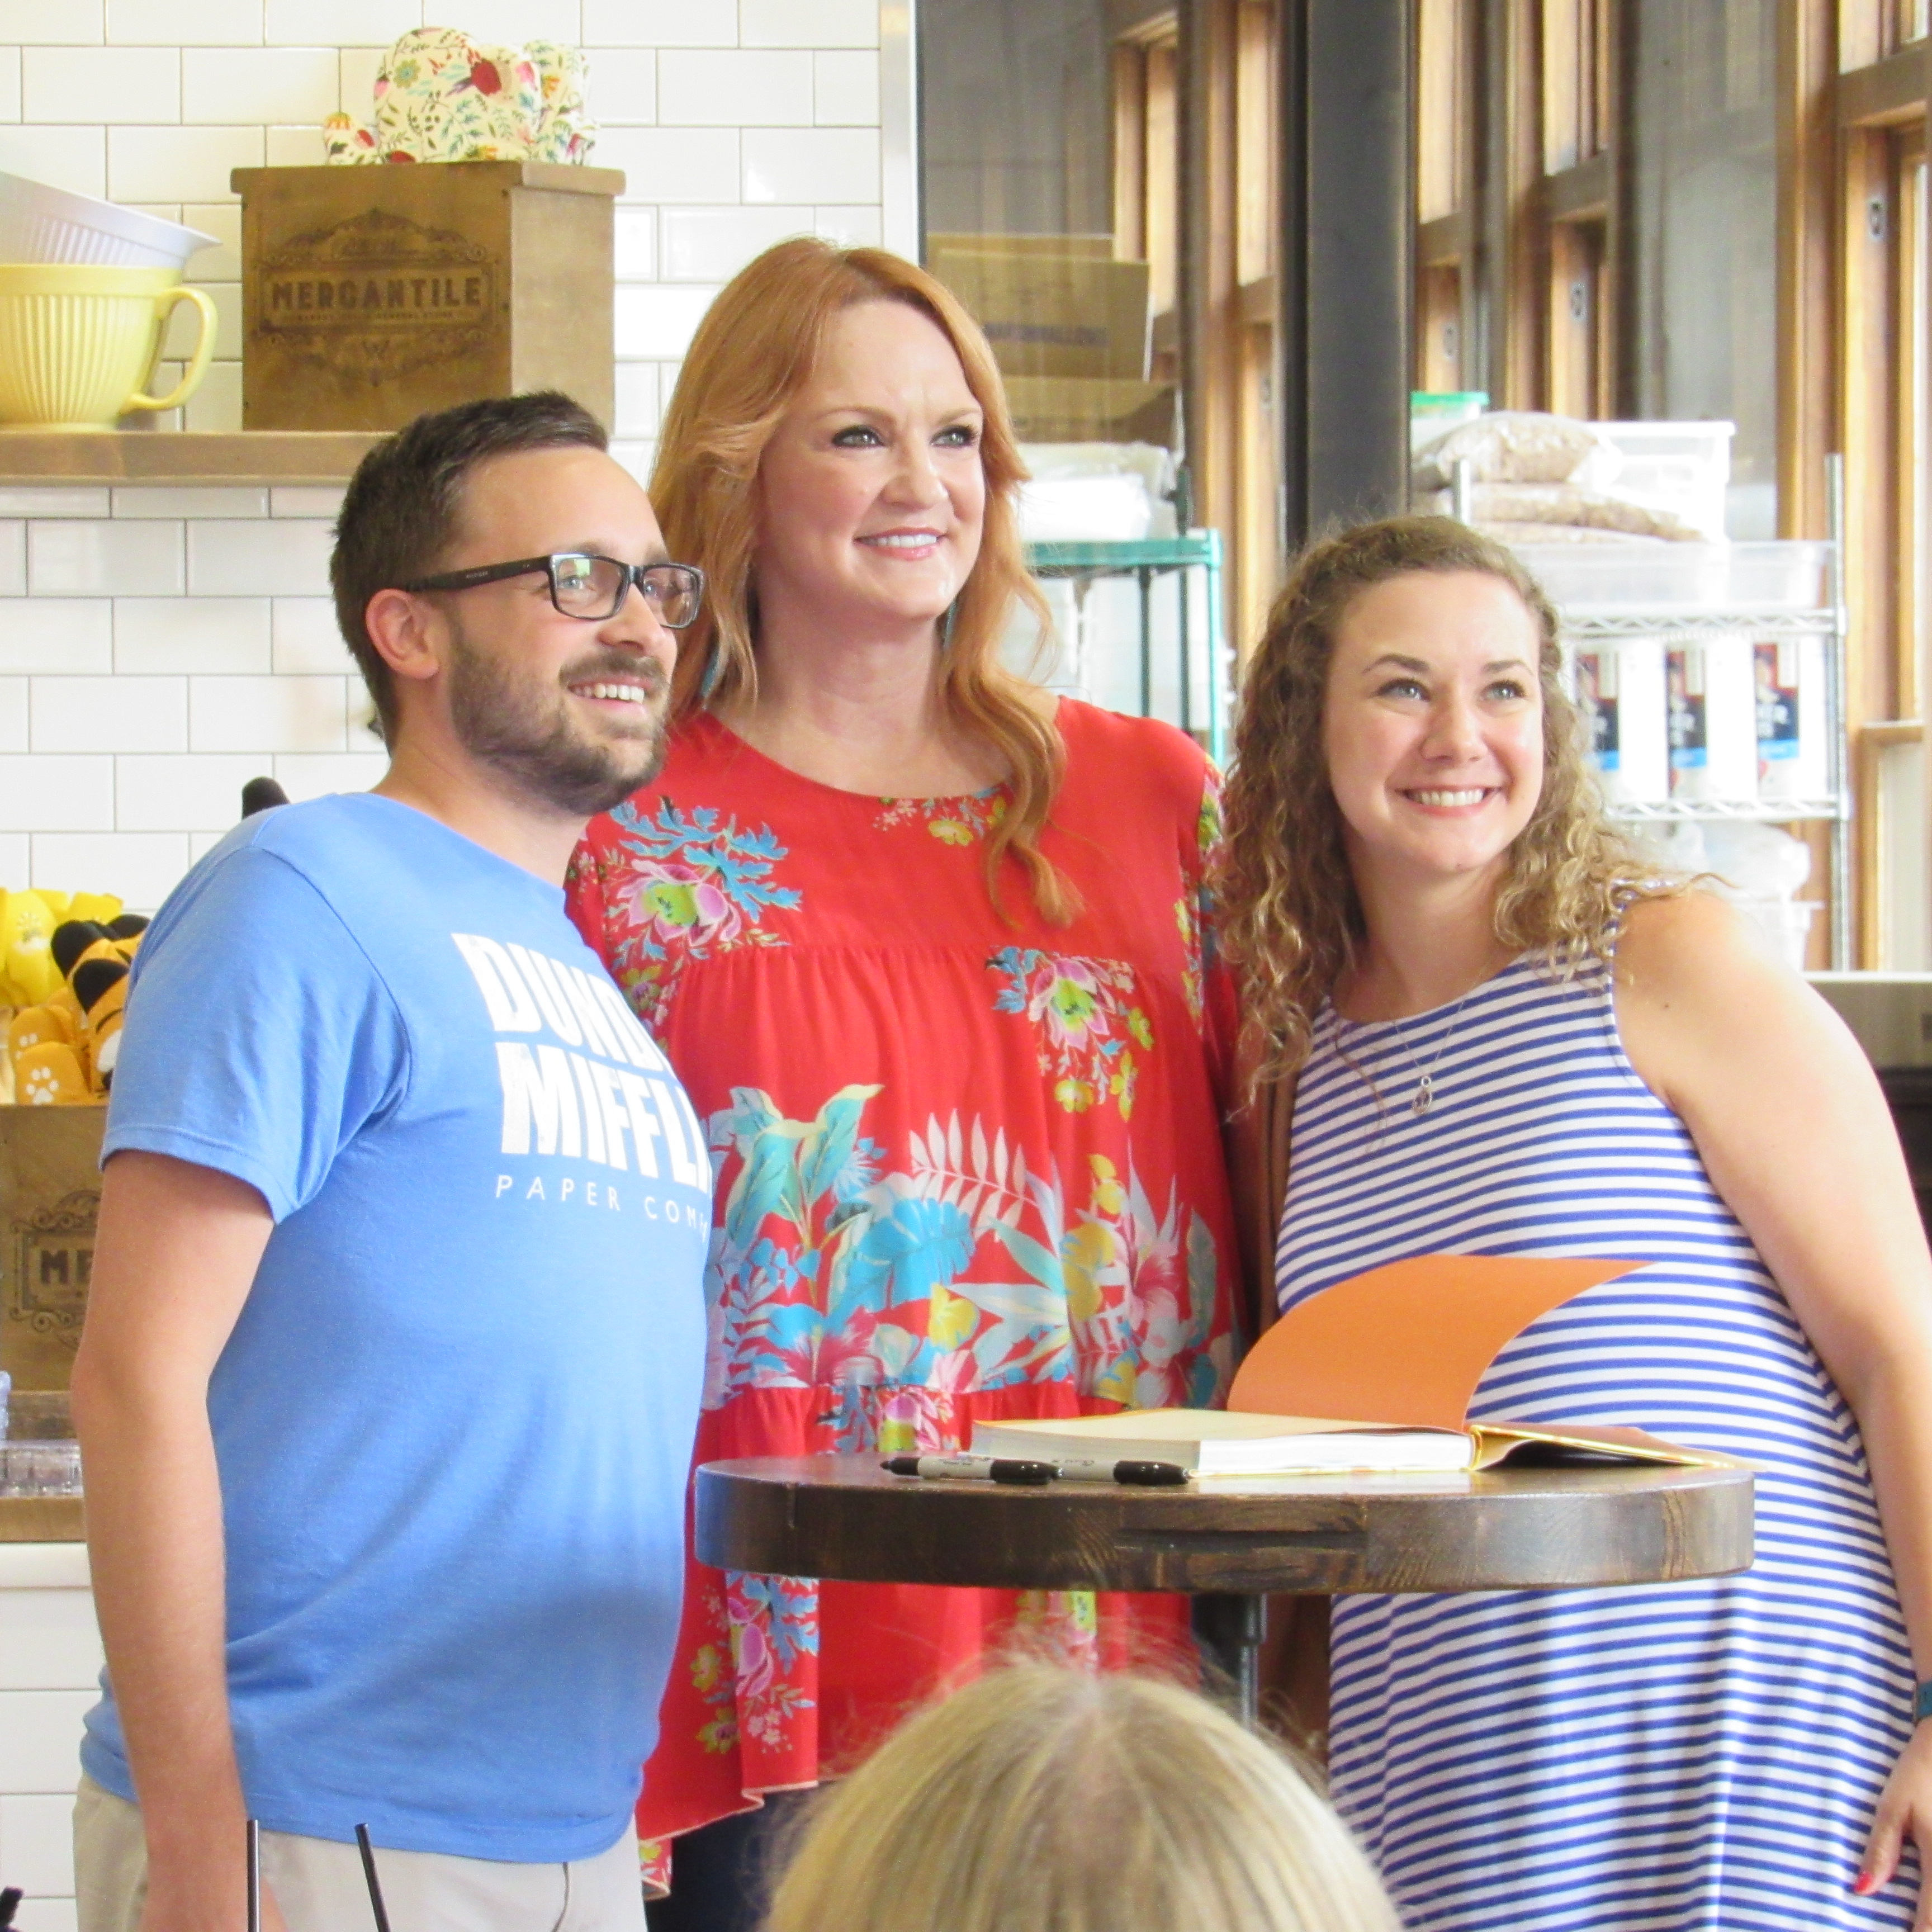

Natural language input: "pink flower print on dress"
[623,861,742,950]
[731,1610,775,1699]
[988,948,1152,1117]
[1029,955,1106,1052]
[570,799,800,1028]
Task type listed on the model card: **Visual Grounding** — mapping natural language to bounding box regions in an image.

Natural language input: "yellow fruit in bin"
[15,1040,89,1105]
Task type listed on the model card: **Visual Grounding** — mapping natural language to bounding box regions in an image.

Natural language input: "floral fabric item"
[567,701,1240,1895]
[323,28,595,165]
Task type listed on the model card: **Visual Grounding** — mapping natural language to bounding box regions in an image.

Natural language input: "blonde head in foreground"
[762,1663,1400,1932]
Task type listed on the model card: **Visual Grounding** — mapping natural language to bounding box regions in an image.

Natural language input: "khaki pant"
[73,1776,646,1932]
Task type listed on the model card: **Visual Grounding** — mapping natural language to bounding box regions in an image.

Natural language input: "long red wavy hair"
[650,237,1070,922]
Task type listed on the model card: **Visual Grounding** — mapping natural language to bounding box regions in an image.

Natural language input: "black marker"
[882,1454,1058,1485]
[882,1454,1187,1486]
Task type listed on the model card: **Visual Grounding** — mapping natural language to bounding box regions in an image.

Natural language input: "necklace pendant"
[1412,1075,1434,1117]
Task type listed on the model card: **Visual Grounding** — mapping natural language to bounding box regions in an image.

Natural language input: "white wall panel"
[0,2,888,910]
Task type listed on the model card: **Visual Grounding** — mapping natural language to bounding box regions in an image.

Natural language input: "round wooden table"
[695,1454,1754,1722]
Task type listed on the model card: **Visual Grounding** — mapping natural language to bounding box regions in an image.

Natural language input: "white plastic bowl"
[0,170,217,269]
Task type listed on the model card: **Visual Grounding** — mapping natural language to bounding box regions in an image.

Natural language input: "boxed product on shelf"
[1666,636,1759,804]
[0,1103,105,1392]
[1755,637,1831,803]
[1575,640,1669,806]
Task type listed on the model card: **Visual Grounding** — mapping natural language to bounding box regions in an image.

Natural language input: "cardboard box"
[0,1106,105,1393]
[926,232,1116,260]
[1002,375,1176,446]
[231,160,623,432]
[930,239,1151,382]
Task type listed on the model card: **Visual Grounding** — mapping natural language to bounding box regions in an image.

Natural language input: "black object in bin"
[242,778,290,820]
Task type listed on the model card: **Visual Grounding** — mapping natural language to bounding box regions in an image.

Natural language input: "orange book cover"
[1226,1254,1741,1470]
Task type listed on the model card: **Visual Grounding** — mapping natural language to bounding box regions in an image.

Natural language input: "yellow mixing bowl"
[0,264,217,429]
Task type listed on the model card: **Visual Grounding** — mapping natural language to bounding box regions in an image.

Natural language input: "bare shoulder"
[1614,889,1784,1002]
[1614,888,1862,1104]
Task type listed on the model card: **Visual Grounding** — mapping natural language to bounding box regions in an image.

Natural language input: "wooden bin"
[0,1104,105,1393]
[231,160,624,432]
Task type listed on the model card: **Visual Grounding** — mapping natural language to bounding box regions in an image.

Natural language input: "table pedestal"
[1190,1590,1268,1725]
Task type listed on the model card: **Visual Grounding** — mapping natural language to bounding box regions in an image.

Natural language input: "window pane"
[918,0,1175,449]
[1630,0,1779,537]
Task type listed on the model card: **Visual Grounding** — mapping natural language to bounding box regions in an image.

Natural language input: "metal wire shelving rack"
[1532,459,1852,968]
[1024,532,1229,765]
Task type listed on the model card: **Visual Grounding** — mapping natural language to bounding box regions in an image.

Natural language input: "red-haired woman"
[568,239,1240,1925]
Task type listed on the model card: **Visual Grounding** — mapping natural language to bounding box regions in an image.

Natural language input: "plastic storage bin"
[1591,419,1735,541]
[1510,542,1831,612]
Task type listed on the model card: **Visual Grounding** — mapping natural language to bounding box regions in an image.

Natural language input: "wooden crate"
[0,1105,105,1393]
[231,160,623,432]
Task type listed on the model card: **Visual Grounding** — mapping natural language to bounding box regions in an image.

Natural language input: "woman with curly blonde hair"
[568,238,1240,1929]
[1219,515,1932,1930]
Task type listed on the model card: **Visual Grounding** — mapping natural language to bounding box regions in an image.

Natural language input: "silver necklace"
[1389,992,1472,1117]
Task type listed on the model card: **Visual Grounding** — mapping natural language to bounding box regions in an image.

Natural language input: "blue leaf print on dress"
[839,1191,976,1313]
[591,799,802,1026]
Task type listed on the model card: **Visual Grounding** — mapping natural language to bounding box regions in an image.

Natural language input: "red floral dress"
[566,699,1239,1890]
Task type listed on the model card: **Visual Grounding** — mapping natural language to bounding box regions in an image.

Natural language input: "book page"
[1228,1254,1644,1430]
[978,1409,1467,1443]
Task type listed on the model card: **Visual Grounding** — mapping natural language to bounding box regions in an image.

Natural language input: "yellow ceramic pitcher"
[0,264,217,429]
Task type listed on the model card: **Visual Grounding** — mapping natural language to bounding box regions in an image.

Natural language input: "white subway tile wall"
[0,1,892,950]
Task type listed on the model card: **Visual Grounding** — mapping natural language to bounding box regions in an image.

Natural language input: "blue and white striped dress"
[1277,952,1916,1931]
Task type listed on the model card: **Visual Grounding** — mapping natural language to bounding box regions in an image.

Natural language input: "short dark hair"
[330,391,608,742]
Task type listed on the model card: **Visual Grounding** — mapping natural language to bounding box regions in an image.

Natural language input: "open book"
[970,1254,1741,1479]
[970,1408,1718,1478]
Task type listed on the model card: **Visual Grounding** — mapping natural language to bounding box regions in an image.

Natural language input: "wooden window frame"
[1413,0,1480,397]
[1437,0,1632,414]
[1833,36,1927,964]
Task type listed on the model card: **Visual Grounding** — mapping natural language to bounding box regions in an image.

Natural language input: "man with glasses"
[70,393,709,1932]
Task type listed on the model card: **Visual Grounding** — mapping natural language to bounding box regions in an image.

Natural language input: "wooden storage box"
[0,1105,105,1392]
[231,160,623,432]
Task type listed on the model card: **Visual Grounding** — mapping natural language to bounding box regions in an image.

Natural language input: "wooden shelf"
[0,431,382,488]
[0,1493,83,1542]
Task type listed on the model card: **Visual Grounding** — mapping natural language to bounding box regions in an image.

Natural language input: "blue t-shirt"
[80,794,709,1862]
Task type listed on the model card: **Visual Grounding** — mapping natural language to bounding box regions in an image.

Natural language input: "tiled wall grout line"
[0,4,883,919]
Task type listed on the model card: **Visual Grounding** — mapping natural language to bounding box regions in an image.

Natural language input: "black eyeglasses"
[399,553,706,628]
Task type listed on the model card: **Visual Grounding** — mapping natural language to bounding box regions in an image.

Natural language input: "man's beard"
[445,615,670,817]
